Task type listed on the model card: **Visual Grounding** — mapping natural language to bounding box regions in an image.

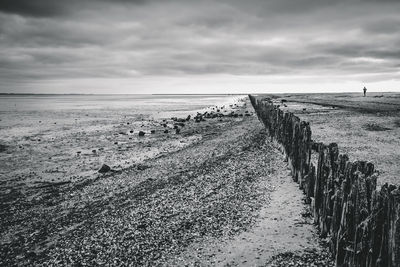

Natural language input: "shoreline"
[0,97,334,266]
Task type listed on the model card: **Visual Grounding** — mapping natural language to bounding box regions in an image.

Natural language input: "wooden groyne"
[249,95,400,267]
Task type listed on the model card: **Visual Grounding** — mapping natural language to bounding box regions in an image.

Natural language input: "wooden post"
[247,95,399,267]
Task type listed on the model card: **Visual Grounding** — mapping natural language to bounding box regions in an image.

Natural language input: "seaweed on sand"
[363,123,391,131]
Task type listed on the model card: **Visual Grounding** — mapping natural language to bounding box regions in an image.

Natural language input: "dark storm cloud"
[0,0,150,17]
[0,0,68,17]
[0,0,399,92]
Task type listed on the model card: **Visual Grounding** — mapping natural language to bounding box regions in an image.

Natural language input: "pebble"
[98,164,111,173]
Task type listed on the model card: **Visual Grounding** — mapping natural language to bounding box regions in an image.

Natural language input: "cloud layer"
[1,0,399,93]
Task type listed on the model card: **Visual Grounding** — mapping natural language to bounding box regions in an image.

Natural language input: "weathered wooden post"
[388,186,400,266]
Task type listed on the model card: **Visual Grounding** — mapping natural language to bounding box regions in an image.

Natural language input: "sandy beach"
[261,92,400,185]
[0,95,334,266]
[3,92,398,266]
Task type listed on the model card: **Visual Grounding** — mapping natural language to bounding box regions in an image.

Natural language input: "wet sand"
[0,97,333,266]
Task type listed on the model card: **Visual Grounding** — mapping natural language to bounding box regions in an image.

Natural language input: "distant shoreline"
[1,92,398,96]
[0,93,246,96]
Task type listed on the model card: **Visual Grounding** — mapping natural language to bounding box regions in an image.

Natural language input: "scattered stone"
[164,129,169,133]
[266,249,334,267]
[98,164,111,173]
[136,164,150,171]
[92,149,96,153]
[139,131,145,136]
[0,144,7,153]
[175,128,181,134]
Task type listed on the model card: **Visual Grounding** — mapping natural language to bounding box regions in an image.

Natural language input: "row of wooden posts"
[249,95,400,267]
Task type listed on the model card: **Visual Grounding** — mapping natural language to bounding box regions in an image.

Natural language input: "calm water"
[0,94,244,135]
[0,94,243,112]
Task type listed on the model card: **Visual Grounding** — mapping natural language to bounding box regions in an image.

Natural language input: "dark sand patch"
[363,123,391,131]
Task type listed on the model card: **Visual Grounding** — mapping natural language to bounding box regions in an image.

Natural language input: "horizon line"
[0,91,398,96]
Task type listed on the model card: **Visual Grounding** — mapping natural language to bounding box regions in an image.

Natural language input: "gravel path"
[164,141,333,267]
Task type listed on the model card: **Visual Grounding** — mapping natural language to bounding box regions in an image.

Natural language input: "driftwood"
[249,95,400,267]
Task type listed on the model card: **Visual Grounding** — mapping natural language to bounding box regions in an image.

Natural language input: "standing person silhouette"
[363,86,367,97]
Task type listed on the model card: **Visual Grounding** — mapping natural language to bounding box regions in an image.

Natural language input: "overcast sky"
[0,0,399,94]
